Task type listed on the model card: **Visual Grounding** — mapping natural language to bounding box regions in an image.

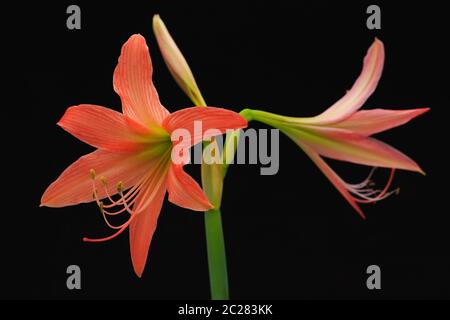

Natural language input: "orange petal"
[41,150,151,208]
[162,107,247,147]
[113,34,169,126]
[334,108,430,136]
[312,38,384,124]
[299,143,364,218]
[167,164,213,211]
[290,126,423,173]
[58,104,151,152]
[129,168,168,277]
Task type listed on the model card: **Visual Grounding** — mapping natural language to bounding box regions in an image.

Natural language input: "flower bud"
[152,14,206,106]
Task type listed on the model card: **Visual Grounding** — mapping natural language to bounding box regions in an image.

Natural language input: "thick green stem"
[201,146,228,299]
[204,208,229,299]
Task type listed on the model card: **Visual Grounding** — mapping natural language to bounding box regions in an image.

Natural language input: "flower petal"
[41,150,151,208]
[299,143,364,217]
[311,38,384,124]
[58,104,151,152]
[162,107,247,147]
[167,164,213,211]
[129,167,168,278]
[334,108,430,136]
[286,126,423,173]
[113,34,169,126]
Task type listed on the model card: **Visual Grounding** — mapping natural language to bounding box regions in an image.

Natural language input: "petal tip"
[127,34,146,47]
[39,195,56,208]
[39,194,49,207]
[57,108,69,126]
[411,107,430,118]
[132,262,145,278]
[409,162,426,175]
[420,107,431,115]
[131,33,144,39]
[202,201,214,211]
[57,105,78,127]
[373,37,384,50]
[359,211,367,220]
[353,203,366,219]
[152,14,161,25]
[40,192,50,207]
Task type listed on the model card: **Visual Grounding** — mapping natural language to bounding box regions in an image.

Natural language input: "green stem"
[190,95,253,300]
[201,143,228,299]
[204,208,229,299]
[197,83,230,299]
[201,109,254,299]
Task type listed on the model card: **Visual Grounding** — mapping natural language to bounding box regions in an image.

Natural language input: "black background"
[4,1,449,299]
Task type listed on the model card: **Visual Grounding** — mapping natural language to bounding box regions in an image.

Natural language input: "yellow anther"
[98,201,104,212]
[117,181,124,193]
[100,176,108,186]
[395,188,401,195]
[89,169,96,180]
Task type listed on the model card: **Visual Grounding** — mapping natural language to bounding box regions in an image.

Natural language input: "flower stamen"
[83,153,171,243]
[345,168,399,204]
[83,169,152,242]
[83,214,136,243]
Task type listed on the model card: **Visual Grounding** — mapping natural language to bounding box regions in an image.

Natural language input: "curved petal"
[162,107,247,147]
[311,38,384,124]
[41,150,151,208]
[287,126,423,173]
[167,164,212,211]
[58,104,151,152]
[129,166,168,278]
[113,34,169,126]
[299,143,364,218]
[334,108,430,136]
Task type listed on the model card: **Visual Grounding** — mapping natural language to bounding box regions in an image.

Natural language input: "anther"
[117,181,124,193]
[89,169,96,180]
[100,176,108,186]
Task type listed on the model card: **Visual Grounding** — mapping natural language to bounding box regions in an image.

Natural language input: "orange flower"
[41,34,247,277]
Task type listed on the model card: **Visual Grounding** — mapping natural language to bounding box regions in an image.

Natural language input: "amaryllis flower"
[40,34,247,277]
[244,38,428,217]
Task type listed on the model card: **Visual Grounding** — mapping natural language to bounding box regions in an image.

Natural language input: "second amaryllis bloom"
[40,34,247,277]
[245,38,428,217]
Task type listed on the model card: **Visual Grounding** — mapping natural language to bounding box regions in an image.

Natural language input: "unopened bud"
[153,14,206,106]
